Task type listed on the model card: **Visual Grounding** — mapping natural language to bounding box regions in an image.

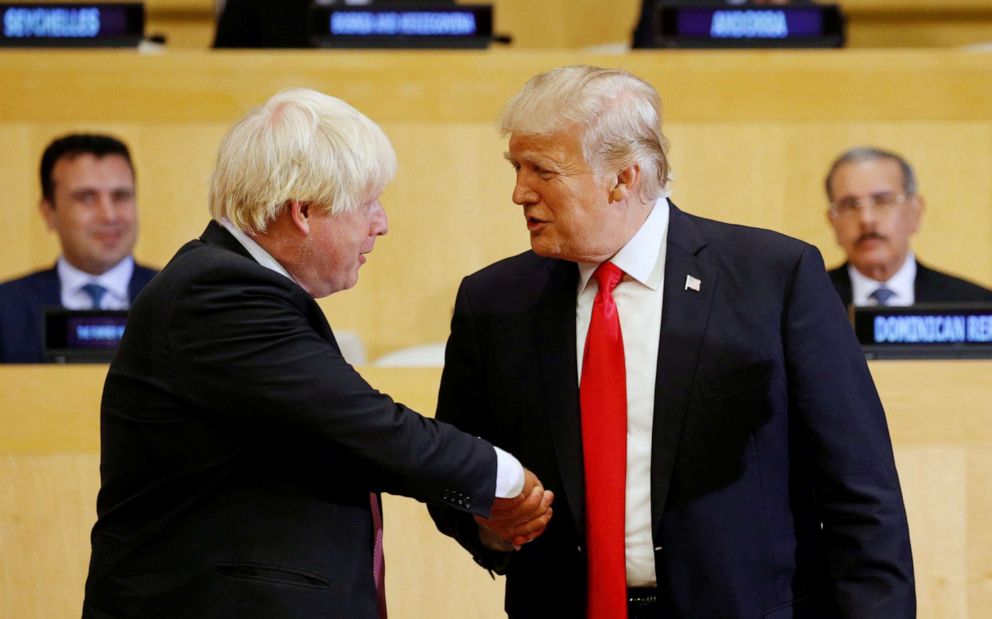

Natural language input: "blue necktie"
[81,283,108,309]
[869,286,896,306]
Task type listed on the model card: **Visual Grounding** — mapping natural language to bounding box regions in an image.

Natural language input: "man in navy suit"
[82,88,551,619]
[0,134,157,363]
[429,66,915,618]
[823,146,991,307]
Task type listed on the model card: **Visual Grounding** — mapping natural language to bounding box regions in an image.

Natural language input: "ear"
[287,200,312,236]
[909,194,925,234]
[609,164,640,203]
[38,198,57,231]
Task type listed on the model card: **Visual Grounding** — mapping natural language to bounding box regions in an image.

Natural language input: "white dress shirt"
[576,198,669,586]
[220,219,525,498]
[58,256,134,309]
[849,252,917,306]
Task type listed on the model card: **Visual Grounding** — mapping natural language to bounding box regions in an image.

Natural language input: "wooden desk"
[1,361,990,617]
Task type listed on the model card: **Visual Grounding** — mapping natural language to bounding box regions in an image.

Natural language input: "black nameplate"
[0,2,144,47]
[309,3,493,49]
[852,304,992,360]
[644,3,844,49]
[44,309,129,363]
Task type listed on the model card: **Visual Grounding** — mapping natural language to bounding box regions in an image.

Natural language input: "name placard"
[644,3,844,48]
[0,3,144,47]
[44,309,129,363]
[309,3,493,48]
[852,304,992,359]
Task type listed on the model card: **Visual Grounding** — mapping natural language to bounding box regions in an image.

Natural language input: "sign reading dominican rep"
[852,304,992,359]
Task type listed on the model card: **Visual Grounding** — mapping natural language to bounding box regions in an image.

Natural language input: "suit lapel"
[651,207,717,535]
[534,259,586,537]
[37,266,62,307]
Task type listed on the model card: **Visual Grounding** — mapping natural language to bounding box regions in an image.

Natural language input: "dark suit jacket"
[828,261,992,307]
[430,205,915,618]
[83,221,498,619]
[0,262,157,363]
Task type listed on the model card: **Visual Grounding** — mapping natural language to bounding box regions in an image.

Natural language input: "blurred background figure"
[213,0,312,48]
[824,146,992,307]
[0,134,157,363]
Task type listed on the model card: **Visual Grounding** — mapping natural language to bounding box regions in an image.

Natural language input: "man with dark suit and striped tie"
[0,134,157,363]
[82,88,552,619]
[824,146,992,308]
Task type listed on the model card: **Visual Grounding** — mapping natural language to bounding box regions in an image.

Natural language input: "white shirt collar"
[849,252,917,306]
[219,218,298,284]
[58,255,134,307]
[577,197,670,294]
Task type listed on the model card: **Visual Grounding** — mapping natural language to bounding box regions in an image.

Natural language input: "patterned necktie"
[81,283,108,309]
[870,286,896,306]
[370,492,387,619]
[580,262,627,619]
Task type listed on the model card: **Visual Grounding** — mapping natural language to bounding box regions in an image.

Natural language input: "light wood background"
[2,362,991,618]
[2,50,991,359]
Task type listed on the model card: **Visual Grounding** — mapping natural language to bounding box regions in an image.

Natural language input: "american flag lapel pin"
[685,274,701,292]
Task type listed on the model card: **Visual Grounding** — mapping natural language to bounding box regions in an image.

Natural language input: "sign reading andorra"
[645,4,844,48]
[709,10,790,39]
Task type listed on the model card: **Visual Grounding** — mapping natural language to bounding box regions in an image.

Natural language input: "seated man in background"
[0,134,157,363]
[825,146,992,306]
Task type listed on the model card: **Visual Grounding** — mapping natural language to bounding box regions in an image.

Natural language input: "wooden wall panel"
[2,51,991,358]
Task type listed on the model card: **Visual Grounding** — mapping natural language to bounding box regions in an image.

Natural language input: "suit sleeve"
[427,279,516,573]
[163,266,497,517]
[784,246,916,617]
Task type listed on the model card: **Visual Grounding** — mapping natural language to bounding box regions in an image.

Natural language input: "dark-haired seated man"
[824,146,991,307]
[0,134,157,363]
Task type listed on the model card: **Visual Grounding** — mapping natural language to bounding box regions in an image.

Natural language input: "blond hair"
[210,88,397,233]
[500,65,670,200]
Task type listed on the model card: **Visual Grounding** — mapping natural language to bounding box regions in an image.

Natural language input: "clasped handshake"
[475,468,554,551]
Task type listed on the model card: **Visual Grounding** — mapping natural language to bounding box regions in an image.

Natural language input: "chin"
[529,240,560,259]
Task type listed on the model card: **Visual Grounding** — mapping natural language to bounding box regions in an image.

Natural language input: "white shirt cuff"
[493,446,525,498]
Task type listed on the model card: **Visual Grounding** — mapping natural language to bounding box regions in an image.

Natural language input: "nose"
[370,201,388,237]
[856,201,878,226]
[96,193,118,222]
[512,173,538,206]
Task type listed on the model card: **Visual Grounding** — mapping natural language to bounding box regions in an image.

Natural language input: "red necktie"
[580,262,628,619]
[370,492,387,619]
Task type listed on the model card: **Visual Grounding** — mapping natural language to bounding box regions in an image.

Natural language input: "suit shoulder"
[463,250,559,287]
[916,261,992,302]
[146,238,297,299]
[689,213,816,266]
[0,268,58,299]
